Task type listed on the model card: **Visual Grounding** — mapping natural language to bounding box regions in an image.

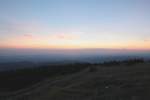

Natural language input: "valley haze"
[0,48,150,71]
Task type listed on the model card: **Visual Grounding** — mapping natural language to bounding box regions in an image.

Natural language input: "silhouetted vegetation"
[89,66,97,72]
[101,58,144,66]
[122,58,144,65]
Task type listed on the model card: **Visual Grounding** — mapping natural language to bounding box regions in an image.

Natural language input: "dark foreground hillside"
[0,60,150,100]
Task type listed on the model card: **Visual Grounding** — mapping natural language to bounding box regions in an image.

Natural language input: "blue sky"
[0,0,150,49]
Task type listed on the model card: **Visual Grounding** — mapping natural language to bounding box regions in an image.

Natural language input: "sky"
[0,0,150,50]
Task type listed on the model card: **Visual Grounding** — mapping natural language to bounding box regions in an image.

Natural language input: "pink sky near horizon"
[0,0,150,50]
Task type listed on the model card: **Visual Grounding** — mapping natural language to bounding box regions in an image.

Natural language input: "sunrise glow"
[0,0,150,50]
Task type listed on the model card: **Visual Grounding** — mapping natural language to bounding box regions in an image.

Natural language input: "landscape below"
[0,59,150,100]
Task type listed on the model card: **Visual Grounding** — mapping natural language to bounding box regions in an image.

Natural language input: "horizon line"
[0,47,150,51]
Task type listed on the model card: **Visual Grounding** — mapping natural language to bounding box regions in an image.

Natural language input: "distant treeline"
[100,58,145,66]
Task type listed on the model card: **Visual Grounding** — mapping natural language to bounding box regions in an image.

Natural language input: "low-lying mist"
[0,48,150,62]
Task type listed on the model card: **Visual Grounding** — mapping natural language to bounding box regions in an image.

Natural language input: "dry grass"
[1,62,150,100]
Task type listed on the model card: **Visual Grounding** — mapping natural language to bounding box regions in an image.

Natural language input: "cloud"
[51,33,79,40]
[0,19,50,36]
[143,39,150,42]
[23,34,34,39]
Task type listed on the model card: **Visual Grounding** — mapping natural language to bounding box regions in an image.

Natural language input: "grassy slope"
[1,62,150,100]
[35,63,150,100]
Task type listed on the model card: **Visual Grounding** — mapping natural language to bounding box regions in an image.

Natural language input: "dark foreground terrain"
[0,59,150,100]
